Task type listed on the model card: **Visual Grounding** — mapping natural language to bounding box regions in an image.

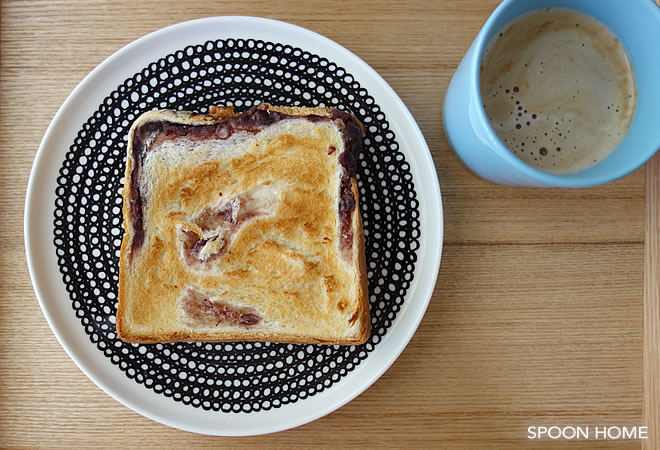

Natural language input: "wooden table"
[2,1,658,447]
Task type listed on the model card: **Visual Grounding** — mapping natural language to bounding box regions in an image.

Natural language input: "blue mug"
[443,0,660,187]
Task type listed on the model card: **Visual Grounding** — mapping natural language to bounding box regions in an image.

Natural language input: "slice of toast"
[117,104,370,344]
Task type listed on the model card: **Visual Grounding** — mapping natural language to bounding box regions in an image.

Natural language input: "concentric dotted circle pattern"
[53,39,421,413]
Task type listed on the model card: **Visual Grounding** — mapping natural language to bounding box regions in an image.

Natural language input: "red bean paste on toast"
[180,288,260,327]
[128,106,363,259]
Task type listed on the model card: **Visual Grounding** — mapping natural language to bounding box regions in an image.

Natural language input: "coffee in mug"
[480,8,636,174]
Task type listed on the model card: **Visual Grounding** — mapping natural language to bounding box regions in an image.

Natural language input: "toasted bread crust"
[117,104,369,345]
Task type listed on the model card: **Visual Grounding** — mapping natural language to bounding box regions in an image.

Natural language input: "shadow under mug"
[443,0,660,187]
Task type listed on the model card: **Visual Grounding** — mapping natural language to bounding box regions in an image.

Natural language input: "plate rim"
[24,15,443,436]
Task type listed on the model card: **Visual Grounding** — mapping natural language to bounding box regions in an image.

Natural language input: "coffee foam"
[480,8,636,174]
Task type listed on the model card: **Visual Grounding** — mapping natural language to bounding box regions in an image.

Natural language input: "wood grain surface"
[0,0,656,448]
[644,153,660,449]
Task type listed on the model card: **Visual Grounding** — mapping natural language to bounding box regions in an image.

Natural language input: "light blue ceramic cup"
[443,0,660,187]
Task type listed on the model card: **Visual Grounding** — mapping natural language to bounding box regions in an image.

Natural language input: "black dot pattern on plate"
[52,38,420,413]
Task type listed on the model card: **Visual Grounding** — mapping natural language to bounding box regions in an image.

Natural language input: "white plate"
[25,16,443,436]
